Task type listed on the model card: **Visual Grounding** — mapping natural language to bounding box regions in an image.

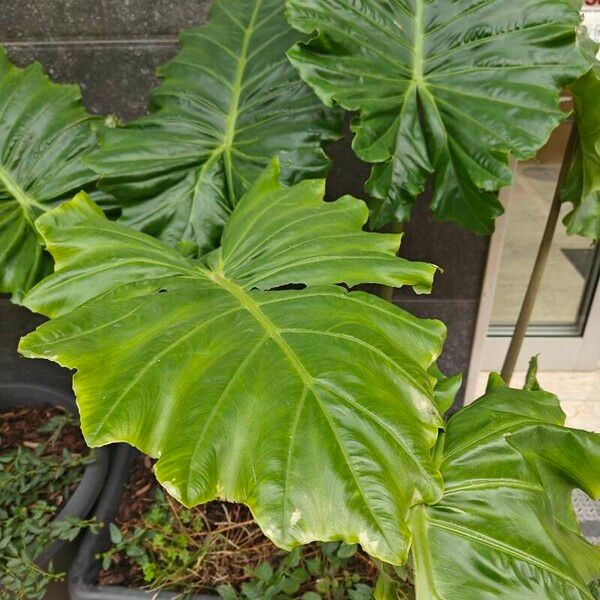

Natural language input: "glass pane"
[490,120,599,331]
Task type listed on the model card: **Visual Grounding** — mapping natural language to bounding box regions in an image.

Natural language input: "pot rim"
[68,445,217,600]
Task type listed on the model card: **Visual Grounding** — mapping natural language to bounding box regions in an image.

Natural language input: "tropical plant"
[0,48,104,303]
[19,178,600,599]
[9,0,600,597]
[85,0,341,256]
[404,365,600,599]
[563,64,600,241]
[0,411,99,600]
[285,0,592,234]
[283,0,600,384]
[19,161,446,565]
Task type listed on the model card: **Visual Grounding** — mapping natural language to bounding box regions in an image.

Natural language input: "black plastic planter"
[0,295,72,395]
[69,445,216,600]
[0,382,110,572]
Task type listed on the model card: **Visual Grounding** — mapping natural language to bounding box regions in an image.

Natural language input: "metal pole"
[500,126,580,383]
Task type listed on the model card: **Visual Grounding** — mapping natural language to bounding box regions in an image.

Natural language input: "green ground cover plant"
[98,457,381,599]
[0,408,99,599]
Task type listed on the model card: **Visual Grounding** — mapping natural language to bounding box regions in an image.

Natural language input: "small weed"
[100,487,377,599]
[0,410,98,600]
[216,542,374,599]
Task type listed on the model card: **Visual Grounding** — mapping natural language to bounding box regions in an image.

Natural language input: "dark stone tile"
[1,0,209,41]
[326,118,490,301]
[396,298,480,409]
[0,296,72,395]
[6,42,180,120]
[325,115,486,404]
[395,192,490,301]
[325,115,372,203]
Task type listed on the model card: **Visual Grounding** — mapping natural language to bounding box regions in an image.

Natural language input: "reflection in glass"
[490,121,599,332]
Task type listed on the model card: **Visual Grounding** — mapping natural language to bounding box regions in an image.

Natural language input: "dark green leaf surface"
[0,48,99,302]
[563,66,600,241]
[20,161,446,565]
[408,376,600,599]
[86,0,341,255]
[286,0,592,233]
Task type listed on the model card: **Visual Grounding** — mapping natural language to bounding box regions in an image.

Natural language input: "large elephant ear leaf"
[20,160,446,565]
[286,0,592,234]
[562,65,600,241]
[0,48,100,302]
[408,379,600,599]
[85,0,342,256]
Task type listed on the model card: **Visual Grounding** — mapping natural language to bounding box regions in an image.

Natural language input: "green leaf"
[20,160,446,565]
[282,567,309,593]
[428,364,462,415]
[0,47,100,302]
[336,542,358,559]
[286,0,592,234]
[408,380,600,599]
[86,0,341,256]
[217,584,240,600]
[523,355,542,392]
[108,523,123,545]
[375,570,415,600]
[562,66,600,241]
[350,583,377,600]
[101,554,112,571]
[254,562,273,583]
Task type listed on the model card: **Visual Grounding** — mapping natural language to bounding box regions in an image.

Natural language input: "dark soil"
[99,456,378,594]
[97,455,158,587]
[0,404,89,509]
[0,405,86,455]
[112,454,158,529]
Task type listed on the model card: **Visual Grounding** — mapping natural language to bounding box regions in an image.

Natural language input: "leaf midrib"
[207,268,313,386]
[192,0,263,210]
[426,518,592,595]
[412,0,425,85]
[0,166,47,228]
[203,269,417,547]
[222,0,262,203]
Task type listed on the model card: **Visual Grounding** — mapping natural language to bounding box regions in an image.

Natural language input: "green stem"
[500,126,580,383]
[408,504,442,600]
[221,0,262,205]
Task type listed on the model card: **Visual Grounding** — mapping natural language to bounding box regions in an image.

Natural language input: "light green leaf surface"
[286,0,592,233]
[408,378,600,599]
[563,66,600,241]
[20,161,446,565]
[0,47,99,302]
[86,0,341,256]
[427,364,462,416]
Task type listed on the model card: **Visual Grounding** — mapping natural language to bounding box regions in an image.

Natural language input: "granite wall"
[0,0,490,406]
